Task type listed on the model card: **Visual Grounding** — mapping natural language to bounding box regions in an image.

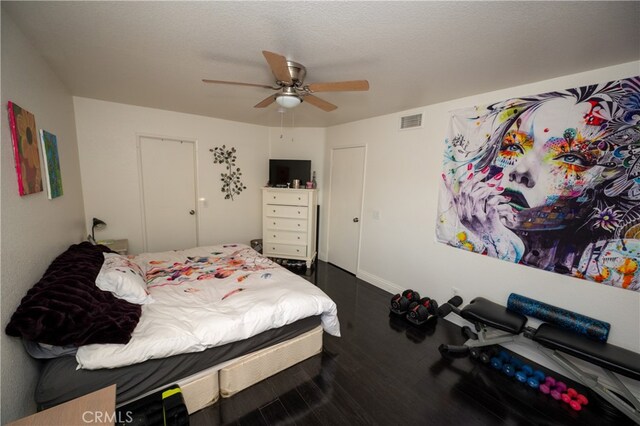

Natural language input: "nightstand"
[8,385,116,425]
[98,239,129,255]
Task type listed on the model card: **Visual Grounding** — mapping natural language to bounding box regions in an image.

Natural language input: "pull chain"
[280,109,284,139]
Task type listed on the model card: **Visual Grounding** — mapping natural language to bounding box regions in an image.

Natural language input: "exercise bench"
[439,295,640,424]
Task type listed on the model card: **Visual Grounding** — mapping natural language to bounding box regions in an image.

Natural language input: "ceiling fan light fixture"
[204,50,367,112]
[275,94,302,109]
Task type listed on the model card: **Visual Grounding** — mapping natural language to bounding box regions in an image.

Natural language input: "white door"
[139,136,198,252]
[328,146,365,273]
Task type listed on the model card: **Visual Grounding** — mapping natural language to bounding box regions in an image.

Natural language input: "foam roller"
[507,293,610,342]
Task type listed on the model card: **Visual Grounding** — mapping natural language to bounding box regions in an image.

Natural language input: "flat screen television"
[269,159,311,187]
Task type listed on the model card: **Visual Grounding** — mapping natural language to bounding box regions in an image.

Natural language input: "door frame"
[326,144,367,274]
[136,133,200,253]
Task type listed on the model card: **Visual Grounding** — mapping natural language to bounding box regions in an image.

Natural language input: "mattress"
[36,315,321,410]
[76,244,340,370]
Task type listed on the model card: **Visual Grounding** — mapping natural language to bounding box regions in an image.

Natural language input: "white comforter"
[76,244,340,369]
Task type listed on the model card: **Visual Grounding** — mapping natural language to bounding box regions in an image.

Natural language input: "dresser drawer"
[264,205,308,219]
[264,217,307,231]
[265,230,307,244]
[264,243,307,257]
[265,191,309,206]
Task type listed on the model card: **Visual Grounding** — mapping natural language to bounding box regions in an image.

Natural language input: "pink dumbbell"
[562,388,589,411]
[539,376,556,394]
[550,381,567,400]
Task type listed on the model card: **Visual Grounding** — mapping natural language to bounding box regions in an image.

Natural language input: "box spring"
[36,316,321,410]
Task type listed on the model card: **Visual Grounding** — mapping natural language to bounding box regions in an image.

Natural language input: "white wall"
[74,98,270,254]
[325,61,640,353]
[1,11,86,423]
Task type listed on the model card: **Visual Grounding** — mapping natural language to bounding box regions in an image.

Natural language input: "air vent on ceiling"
[399,113,423,130]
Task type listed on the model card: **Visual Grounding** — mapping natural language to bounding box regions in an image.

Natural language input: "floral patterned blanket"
[76,244,340,369]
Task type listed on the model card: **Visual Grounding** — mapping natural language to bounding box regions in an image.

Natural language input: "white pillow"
[96,253,153,305]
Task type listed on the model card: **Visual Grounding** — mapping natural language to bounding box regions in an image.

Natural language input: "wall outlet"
[372,210,380,220]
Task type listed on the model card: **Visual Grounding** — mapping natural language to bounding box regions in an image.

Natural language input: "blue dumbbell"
[514,364,534,383]
[490,356,503,370]
[527,376,540,388]
[511,357,524,369]
[515,370,528,383]
[502,363,516,377]
[527,370,546,388]
[497,350,511,363]
[521,364,533,375]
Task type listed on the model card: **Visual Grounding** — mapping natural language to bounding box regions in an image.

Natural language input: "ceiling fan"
[203,51,369,112]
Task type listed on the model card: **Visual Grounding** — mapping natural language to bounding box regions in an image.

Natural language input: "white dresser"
[262,188,317,268]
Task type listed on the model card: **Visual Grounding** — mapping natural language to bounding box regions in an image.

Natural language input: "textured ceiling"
[3,1,639,127]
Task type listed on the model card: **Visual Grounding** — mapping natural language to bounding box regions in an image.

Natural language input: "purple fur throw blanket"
[6,242,141,346]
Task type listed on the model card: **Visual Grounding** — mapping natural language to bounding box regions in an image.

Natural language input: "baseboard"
[356,269,403,295]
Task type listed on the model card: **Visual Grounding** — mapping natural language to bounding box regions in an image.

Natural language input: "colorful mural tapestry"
[7,102,43,196]
[436,76,640,292]
[39,130,63,199]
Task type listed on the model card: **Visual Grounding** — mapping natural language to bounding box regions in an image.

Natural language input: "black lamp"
[92,217,107,241]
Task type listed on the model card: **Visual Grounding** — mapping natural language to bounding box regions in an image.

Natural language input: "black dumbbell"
[448,295,463,307]
[437,296,464,317]
[390,289,421,315]
[479,347,497,364]
[406,297,439,324]
[469,346,496,364]
[469,347,482,359]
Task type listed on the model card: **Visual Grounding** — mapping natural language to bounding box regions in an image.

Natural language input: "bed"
[6,242,340,413]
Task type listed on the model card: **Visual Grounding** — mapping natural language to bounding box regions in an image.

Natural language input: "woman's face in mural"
[493,97,604,219]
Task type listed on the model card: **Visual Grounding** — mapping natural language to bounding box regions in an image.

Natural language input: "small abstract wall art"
[437,77,640,292]
[39,129,63,199]
[7,102,43,196]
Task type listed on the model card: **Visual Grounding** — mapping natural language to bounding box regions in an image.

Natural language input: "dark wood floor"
[190,261,634,426]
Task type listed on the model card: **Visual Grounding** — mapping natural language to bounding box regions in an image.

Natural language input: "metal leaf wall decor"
[210,145,247,200]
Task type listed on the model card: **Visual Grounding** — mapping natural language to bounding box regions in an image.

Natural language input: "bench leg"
[602,369,640,413]
[439,324,518,358]
[467,327,518,348]
[538,346,640,424]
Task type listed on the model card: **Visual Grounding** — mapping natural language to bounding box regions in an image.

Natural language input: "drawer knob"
[273,196,276,199]
[297,224,300,227]
[273,222,276,225]
[273,235,276,238]
[296,249,300,252]
[273,210,276,213]
[297,236,300,240]
[297,211,300,214]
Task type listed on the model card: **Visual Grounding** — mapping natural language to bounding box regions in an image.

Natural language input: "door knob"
[353,217,359,223]
[189,210,195,215]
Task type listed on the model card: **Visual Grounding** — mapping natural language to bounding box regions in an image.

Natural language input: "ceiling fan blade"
[202,79,274,89]
[307,80,369,92]
[304,95,337,112]
[262,51,292,84]
[254,95,276,108]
